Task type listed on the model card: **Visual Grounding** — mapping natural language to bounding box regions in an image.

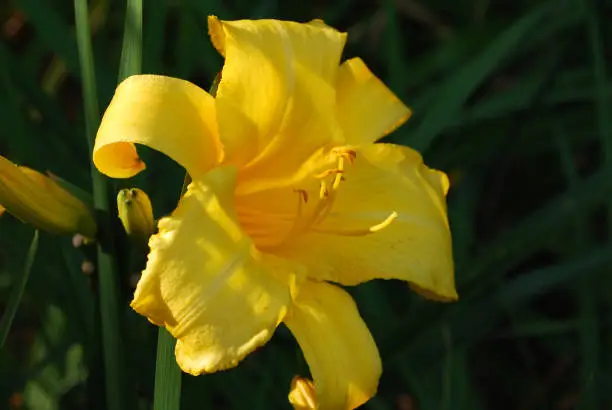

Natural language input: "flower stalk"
[74,1,126,409]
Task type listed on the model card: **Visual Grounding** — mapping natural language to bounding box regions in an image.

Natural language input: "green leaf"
[118,0,143,82]
[0,230,39,347]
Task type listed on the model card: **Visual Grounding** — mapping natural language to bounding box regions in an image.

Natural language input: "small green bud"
[117,188,155,245]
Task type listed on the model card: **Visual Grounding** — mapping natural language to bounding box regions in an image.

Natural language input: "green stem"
[151,49,224,410]
[154,329,183,410]
[117,0,184,407]
[74,1,125,409]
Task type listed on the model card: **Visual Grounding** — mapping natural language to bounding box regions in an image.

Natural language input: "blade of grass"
[407,2,552,152]
[0,230,39,347]
[575,2,610,407]
[586,2,612,233]
[0,43,86,172]
[554,125,598,410]
[74,1,126,409]
[386,245,612,363]
[143,1,167,73]
[496,318,580,339]
[20,0,115,96]
[118,0,142,82]
[382,0,407,93]
[460,162,612,290]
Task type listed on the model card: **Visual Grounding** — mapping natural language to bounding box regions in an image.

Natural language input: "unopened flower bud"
[288,377,316,410]
[117,188,155,245]
[0,156,97,237]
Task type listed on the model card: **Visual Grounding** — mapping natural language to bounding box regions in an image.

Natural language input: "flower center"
[282,147,397,241]
[235,147,397,251]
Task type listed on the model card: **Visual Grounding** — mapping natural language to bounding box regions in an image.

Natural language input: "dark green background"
[1,0,612,409]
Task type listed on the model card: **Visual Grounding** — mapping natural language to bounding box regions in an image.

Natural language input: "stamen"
[273,146,392,247]
[319,180,329,199]
[332,171,343,190]
[331,147,357,164]
[313,169,343,179]
[369,211,398,232]
[337,156,345,172]
[310,211,398,237]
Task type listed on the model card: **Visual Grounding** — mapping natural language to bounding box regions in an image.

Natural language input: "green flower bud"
[117,188,155,245]
[0,156,97,237]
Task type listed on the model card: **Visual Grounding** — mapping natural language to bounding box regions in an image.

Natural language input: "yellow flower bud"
[0,156,97,237]
[117,188,155,244]
[288,377,316,410]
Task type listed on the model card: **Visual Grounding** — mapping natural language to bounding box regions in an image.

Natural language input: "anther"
[319,181,329,199]
[331,147,357,164]
[293,189,309,203]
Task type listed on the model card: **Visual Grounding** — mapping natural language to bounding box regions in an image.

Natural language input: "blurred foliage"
[2,0,612,409]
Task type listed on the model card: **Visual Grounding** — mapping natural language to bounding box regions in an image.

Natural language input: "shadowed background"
[1,0,612,409]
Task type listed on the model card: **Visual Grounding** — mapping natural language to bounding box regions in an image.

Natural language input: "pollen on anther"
[293,189,309,203]
[319,181,329,199]
[332,147,357,164]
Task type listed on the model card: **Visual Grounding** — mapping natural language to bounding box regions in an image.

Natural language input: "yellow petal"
[208,17,346,179]
[284,280,381,410]
[94,75,222,179]
[0,204,4,217]
[131,165,303,374]
[336,58,411,145]
[274,144,457,301]
[0,157,96,237]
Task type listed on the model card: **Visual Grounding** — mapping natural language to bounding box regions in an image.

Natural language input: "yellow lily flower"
[0,156,97,237]
[94,16,456,409]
